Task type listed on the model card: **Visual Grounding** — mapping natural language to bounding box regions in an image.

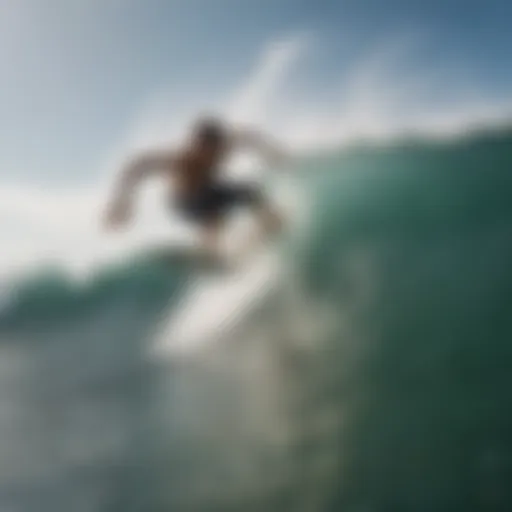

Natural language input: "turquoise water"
[1,127,512,511]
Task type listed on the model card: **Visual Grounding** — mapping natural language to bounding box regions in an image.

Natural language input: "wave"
[0,125,512,511]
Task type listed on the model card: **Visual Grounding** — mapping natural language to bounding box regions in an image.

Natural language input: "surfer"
[103,116,288,265]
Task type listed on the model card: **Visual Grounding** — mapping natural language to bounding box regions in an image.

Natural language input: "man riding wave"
[104,117,288,264]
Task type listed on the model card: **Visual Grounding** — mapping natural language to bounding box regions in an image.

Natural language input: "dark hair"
[194,117,226,145]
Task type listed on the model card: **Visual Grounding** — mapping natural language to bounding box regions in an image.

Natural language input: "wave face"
[1,127,512,511]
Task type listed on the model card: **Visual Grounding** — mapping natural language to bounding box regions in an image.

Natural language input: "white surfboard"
[151,173,304,359]
[151,248,280,358]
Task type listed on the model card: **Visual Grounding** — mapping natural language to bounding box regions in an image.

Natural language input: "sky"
[1,0,512,276]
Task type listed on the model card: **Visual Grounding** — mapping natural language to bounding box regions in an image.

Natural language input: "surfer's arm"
[117,150,175,194]
[104,150,175,228]
[234,129,290,168]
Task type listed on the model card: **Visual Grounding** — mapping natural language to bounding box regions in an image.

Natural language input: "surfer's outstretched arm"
[104,150,175,229]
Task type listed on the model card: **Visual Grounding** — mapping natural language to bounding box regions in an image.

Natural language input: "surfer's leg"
[201,218,222,254]
[240,185,284,241]
[255,202,284,237]
[196,217,227,267]
[221,183,284,238]
[238,203,283,259]
[234,190,284,262]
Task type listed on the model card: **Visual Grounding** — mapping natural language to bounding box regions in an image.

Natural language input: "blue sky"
[1,0,511,185]
[1,0,512,274]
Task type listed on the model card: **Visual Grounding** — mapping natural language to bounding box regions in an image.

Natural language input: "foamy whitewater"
[1,124,512,511]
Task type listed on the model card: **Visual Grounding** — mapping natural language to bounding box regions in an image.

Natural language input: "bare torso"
[104,125,284,248]
[168,143,231,198]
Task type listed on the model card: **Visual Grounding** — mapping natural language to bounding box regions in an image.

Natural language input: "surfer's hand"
[103,199,132,230]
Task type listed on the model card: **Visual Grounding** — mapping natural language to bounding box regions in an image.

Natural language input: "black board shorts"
[176,182,264,225]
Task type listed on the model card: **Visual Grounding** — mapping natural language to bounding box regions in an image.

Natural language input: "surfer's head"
[192,117,228,154]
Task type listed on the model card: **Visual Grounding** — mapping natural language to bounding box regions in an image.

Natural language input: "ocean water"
[1,127,512,511]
